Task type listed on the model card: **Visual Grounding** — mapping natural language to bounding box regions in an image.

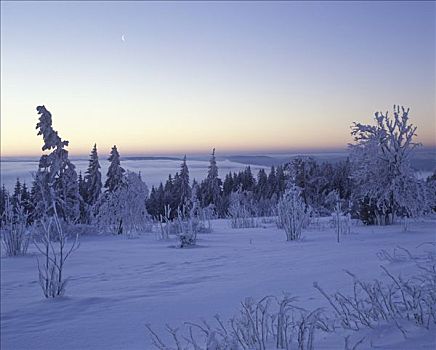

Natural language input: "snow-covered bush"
[228,191,259,229]
[174,207,197,248]
[33,204,79,298]
[314,257,436,333]
[1,197,30,256]
[198,204,214,233]
[277,185,309,241]
[146,295,330,350]
[349,106,430,225]
[146,245,436,350]
[96,171,152,235]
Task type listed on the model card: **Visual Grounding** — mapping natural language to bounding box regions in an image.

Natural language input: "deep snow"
[1,218,435,349]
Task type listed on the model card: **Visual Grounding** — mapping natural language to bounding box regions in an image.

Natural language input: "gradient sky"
[1,1,435,157]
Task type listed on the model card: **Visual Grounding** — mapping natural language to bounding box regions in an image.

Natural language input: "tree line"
[1,105,435,234]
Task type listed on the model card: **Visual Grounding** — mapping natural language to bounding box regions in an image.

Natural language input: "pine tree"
[78,172,85,198]
[20,182,32,224]
[242,166,255,192]
[256,169,268,200]
[276,165,287,195]
[163,174,176,215]
[201,148,222,207]
[12,178,22,213]
[176,155,191,210]
[0,184,9,223]
[29,179,42,223]
[35,105,80,223]
[83,144,102,205]
[105,145,125,193]
[267,166,277,198]
[223,172,234,196]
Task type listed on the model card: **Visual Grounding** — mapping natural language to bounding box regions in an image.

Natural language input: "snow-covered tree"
[0,184,8,223]
[83,144,102,205]
[277,185,309,241]
[35,105,80,223]
[349,106,428,225]
[228,188,259,229]
[97,171,150,235]
[104,145,125,193]
[177,155,191,210]
[200,148,222,210]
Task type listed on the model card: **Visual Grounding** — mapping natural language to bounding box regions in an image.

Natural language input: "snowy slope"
[1,218,435,349]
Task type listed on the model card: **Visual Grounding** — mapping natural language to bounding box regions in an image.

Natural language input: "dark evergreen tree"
[78,172,85,198]
[12,178,22,213]
[267,166,277,198]
[223,172,234,196]
[276,165,287,195]
[83,144,102,205]
[242,166,256,192]
[255,169,268,200]
[177,155,191,208]
[0,184,9,224]
[20,182,32,223]
[105,145,125,193]
[200,148,222,209]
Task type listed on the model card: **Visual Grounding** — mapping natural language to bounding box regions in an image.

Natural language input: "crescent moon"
[121,34,125,42]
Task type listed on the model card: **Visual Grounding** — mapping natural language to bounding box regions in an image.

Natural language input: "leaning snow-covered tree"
[349,106,429,225]
[96,171,151,235]
[34,105,80,223]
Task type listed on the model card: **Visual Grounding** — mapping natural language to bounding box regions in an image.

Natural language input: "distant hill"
[122,156,182,161]
[227,155,287,167]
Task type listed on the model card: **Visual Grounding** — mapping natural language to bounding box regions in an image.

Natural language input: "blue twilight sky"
[1,1,435,156]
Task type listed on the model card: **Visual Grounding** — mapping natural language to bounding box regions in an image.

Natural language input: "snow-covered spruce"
[83,143,102,207]
[34,105,81,224]
[104,145,125,193]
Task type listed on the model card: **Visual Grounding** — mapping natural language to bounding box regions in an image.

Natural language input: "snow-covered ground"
[1,218,435,350]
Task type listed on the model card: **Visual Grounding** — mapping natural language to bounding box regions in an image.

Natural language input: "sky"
[1,1,435,157]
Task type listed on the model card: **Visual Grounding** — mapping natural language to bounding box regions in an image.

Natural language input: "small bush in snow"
[277,185,309,241]
[146,245,436,350]
[146,295,331,350]
[34,205,79,298]
[314,260,436,334]
[1,197,30,256]
[228,191,260,229]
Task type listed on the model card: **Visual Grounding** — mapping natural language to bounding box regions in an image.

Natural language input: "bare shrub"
[34,206,80,298]
[314,261,436,334]
[228,191,260,229]
[1,197,30,256]
[277,185,309,241]
[146,295,332,350]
